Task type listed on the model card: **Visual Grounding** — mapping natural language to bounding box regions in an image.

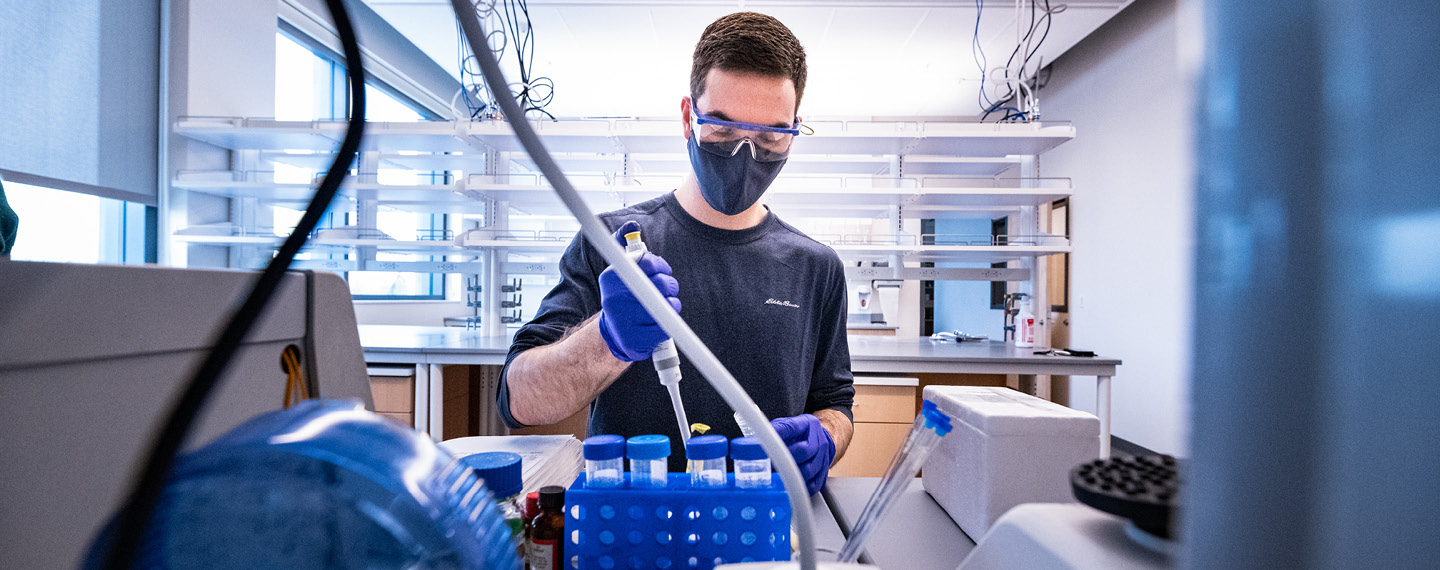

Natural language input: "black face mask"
[687,135,787,216]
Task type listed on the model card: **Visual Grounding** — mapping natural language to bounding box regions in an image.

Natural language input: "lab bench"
[359,325,1121,455]
[820,477,977,568]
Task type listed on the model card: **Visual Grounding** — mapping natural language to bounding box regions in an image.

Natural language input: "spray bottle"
[622,230,691,443]
[1015,296,1037,348]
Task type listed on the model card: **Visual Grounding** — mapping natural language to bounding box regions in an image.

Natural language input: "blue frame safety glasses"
[691,108,801,163]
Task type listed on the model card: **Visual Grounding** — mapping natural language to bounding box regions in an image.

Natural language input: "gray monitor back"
[0,261,372,569]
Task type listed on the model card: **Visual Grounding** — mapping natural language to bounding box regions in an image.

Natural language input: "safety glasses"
[691,108,801,162]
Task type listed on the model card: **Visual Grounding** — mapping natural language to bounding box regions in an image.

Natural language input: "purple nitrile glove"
[770,414,836,495]
[597,221,682,362]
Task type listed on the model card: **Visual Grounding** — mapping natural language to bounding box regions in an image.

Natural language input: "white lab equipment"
[954,503,1174,570]
[921,386,1101,539]
[846,280,902,327]
[0,262,372,569]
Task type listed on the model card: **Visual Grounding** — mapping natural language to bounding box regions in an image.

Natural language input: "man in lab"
[498,12,852,495]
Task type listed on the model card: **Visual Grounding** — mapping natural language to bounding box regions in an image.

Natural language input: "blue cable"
[973,0,992,112]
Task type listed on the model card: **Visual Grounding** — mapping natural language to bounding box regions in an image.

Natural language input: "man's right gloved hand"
[597,221,681,362]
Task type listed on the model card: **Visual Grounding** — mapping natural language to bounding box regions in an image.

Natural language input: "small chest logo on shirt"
[765,298,800,309]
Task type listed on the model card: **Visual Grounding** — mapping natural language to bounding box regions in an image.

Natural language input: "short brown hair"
[690,12,808,111]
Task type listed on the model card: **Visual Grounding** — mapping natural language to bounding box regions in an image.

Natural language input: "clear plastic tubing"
[626,434,670,488]
[836,400,954,563]
[685,435,728,489]
[731,437,771,489]
[583,435,625,489]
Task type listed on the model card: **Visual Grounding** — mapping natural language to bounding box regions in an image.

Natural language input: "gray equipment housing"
[0,260,372,570]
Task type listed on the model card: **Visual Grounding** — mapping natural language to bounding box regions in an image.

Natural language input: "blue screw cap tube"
[626,435,670,488]
[584,435,626,488]
[685,435,729,489]
[731,437,771,489]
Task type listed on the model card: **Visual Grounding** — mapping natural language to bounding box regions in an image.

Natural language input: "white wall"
[166,0,279,268]
[1039,0,1194,455]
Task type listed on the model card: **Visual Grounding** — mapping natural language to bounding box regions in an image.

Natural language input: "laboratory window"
[272,30,452,301]
[3,180,152,265]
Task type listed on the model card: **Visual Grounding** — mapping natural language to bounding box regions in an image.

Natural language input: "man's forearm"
[506,315,630,426]
[814,408,853,462]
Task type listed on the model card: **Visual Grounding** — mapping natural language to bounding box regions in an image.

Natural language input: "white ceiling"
[364,0,1133,119]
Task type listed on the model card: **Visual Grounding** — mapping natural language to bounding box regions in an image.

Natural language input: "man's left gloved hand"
[770,414,836,495]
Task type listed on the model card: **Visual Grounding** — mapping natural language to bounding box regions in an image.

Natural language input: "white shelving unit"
[171,116,1074,337]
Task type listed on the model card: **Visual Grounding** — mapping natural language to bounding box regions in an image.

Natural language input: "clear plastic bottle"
[730,436,771,489]
[583,434,625,488]
[626,434,670,488]
[462,452,526,544]
[686,434,728,489]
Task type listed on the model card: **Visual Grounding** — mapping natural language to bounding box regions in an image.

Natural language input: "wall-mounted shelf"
[170,115,1076,332]
[172,224,1067,267]
[175,116,1073,157]
[174,170,1070,220]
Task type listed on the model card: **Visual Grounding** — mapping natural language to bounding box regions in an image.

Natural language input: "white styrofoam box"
[921,386,1100,540]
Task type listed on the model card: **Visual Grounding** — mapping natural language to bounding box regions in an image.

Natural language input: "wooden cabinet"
[830,378,919,477]
[369,366,415,428]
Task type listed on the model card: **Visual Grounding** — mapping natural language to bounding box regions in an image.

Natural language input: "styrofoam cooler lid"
[924,385,1100,437]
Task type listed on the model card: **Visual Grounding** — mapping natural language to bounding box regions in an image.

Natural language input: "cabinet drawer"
[378,412,414,429]
[369,374,415,413]
[830,422,913,478]
[853,384,917,423]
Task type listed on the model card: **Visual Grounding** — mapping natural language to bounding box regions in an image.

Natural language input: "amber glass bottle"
[528,486,566,570]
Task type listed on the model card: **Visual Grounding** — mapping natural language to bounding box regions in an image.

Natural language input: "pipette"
[835,400,953,563]
[623,231,692,443]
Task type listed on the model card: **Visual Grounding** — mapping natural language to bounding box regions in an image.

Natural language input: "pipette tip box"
[565,473,791,570]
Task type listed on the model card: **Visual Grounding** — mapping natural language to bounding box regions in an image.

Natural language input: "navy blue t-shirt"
[498,191,854,469]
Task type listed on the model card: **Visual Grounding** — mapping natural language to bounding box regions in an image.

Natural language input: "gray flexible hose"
[446,4,819,570]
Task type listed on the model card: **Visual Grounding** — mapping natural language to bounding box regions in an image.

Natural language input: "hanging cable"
[973,0,993,113]
[98,1,365,567]
[981,1,1064,122]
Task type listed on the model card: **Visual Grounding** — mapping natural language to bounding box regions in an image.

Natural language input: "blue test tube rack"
[565,472,791,570]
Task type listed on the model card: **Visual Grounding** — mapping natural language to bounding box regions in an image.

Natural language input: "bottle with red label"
[528,486,565,570]
[522,491,540,570]
[1015,298,1037,348]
